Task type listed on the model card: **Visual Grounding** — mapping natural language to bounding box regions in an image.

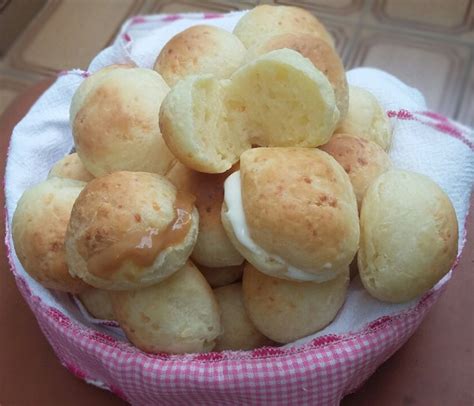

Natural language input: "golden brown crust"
[242,263,349,343]
[214,283,273,351]
[335,86,392,151]
[66,171,199,290]
[12,178,88,293]
[48,153,94,182]
[246,33,348,119]
[166,162,243,267]
[233,5,334,49]
[70,172,175,260]
[320,134,391,208]
[110,261,221,354]
[240,148,359,273]
[358,170,459,303]
[154,25,246,87]
[72,67,175,177]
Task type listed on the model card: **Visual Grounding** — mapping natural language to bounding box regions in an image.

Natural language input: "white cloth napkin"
[5,11,474,346]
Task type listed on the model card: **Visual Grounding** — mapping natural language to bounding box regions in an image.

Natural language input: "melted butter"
[87,191,195,278]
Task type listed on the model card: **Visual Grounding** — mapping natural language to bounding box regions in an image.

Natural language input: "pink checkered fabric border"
[5,199,461,405]
[10,261,441,405]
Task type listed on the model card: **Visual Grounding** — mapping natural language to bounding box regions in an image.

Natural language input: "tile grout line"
[453,49,473,123]
[341,0,373,66]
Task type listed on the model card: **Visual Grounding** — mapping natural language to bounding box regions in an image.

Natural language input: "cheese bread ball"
[71,66,175,177]
[48,153,94,182]
[245,33,348,120]
[222,148,359,282]
[214,283,273,351]
[65,171,199,290]
[336,86,392,151]
[233,5,334,49]
[320,134,391,208]
[110,262,221,354]
[12,177,87,293]
[243,264,349,343]
[166,162,243,267]
[69,63,135,123]
[154,25,246,87]
[160,49,339,173]
[78,288,114,320]
[359,170,458,303]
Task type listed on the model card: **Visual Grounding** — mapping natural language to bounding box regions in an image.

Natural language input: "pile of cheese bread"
[12,5,458,354]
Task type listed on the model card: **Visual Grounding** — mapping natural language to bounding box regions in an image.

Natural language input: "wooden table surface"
[0,80,472,406]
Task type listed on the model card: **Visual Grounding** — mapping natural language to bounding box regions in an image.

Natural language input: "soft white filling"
[223,171,336,282]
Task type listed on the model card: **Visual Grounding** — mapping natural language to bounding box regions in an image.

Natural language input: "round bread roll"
[233,5,334,49]
[198,264,243,288]
[214,283,273,351]
[110,261,221,354]
[160,73,248,173]
[245,32,348,120]
[320,134,391,208]
[336,86,392,151]
[160,49,339,173]
[358,170,458,303]
[166,162,243,267]
[242,263,349,343]
[221,148,359,282]
[69,63,135,124]
[154,25,246,87]
[12,177,87,293]
[65,171,199,290]
[48,153,94,182]
[78,288,114,320]
[71,66,175,177]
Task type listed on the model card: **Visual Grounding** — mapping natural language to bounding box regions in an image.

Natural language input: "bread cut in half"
[221,148,359,282]
[160,49,339,173]
[154,25,246,87]
[160,74,245,173]
[233,5,334,49]
[12,177,88,293]
[65,171,199,290]
[48,153,94,183]
[245,32,348,121]
[166,162,244,267]
[320,133,391,209]
[110,261,221,354]
[71,66,175,177]
[358,170,458,303]
[214,283,273,351]
[336,85,392,151]
[242,263,349,343]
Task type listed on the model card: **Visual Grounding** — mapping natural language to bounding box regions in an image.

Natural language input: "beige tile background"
[0,0,473,125]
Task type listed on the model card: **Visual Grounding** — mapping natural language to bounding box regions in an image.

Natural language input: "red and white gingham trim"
[7,238,444,405]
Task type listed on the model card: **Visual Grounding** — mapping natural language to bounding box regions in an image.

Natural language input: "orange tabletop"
[0,81,472,405]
